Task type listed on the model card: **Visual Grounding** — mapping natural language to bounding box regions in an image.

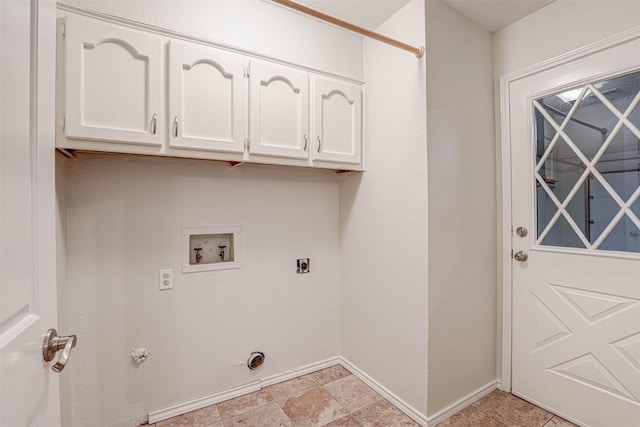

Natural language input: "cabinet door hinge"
[60,22,66,39]
[244,137,250,150]
[61,116,65,132]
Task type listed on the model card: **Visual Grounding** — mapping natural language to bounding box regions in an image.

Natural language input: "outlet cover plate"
[159,269,173,290]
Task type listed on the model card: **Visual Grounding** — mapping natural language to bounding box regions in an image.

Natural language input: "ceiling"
[442,0,556,32]
[294,0,556,33]
[294,0,413,29]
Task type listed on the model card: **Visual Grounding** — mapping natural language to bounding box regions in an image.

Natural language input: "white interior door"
[509,35,640,426]
[1,0,62,425]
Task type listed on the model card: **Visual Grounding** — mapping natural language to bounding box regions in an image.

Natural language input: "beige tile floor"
[144,366,577,427]
[439,390,576,427]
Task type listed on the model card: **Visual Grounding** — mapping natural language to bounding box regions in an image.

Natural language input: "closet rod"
[272,0,425,58]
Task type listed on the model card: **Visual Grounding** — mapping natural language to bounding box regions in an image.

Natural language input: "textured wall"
[493,0,640,79]
[56,154,71,427]
[57,2,364,425]
[63,155,341,426]
[425,0,496,416]
[339,0,428,416]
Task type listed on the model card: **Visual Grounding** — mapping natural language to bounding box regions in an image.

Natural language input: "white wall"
[55,153,71,427]
[63,155,341,426]
[493,0,640,384]
[57,2,363,425]
[425,0,496,416]
[339,0,428,416]
[494,0,640,79]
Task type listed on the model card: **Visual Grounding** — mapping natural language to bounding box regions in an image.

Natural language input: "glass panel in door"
[533,70,640,253]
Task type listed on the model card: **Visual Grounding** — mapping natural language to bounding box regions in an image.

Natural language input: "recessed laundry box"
[182,226,241,273]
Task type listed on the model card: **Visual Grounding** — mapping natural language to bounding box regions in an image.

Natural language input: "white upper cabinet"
[312,76,362,165]
[168,41,245,154]
[58,12,364,171]
[249,61,309,160]
[64,15,162,146]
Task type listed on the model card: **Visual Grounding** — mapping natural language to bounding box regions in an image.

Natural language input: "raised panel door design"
[312,76,362,165]
[1,0,59,423]
[169,41,245,153]
[64,15,161,146]
[249,61,309,159]
[510,40,640,426]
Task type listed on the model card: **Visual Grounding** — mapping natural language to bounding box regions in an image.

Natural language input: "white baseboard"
[337,357,429,427]
[260,356,342,387]
[148,380,261,424]
[147,356,496,427]
[425,380,501,426]
[107,415,149,427]
[147,356,341,424]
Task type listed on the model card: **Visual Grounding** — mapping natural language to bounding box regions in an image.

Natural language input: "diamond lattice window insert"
[533,70,640,253]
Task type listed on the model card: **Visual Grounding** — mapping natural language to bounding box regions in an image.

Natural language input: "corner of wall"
[425,0,497,417]
[340,0,428,416]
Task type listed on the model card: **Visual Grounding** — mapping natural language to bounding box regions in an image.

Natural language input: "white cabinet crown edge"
[56,2,365,85]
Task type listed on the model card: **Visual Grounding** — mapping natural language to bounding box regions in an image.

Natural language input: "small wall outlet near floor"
[297,258,310,274]
[159,269,173,290]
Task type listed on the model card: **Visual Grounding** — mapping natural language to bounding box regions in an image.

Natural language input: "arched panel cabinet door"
[64,15,162,146]
[249,60,309,160]
[312,76,362,166]
[168,41,245,154]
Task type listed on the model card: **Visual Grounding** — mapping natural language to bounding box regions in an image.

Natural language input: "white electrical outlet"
[159,269,173,290]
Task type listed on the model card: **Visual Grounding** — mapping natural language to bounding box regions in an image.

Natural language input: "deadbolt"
[514,251,529,262]
[516,226,528,237]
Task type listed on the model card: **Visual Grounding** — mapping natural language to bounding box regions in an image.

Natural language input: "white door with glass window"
[508,34,640,426]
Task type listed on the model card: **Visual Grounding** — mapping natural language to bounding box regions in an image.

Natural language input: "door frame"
[498,26,640,392]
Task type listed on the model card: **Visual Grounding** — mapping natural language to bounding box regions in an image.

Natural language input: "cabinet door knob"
[151,113,157,135]
[173,116,179,138]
